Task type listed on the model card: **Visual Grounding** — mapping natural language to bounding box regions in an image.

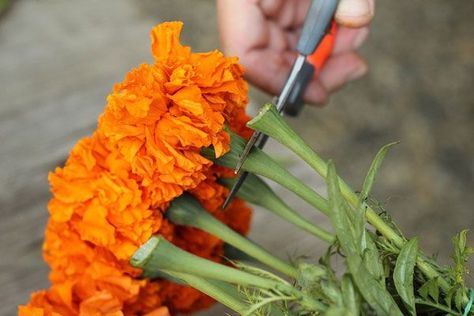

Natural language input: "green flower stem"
[224,243,256,262]
[246,103,450,293]
[155,268,288,316]
[132,236,277,288]
[246,104,401,245]
[131,236,326,312]
[202,133,330,216]
[166,194,298,278]
[164,270,248,314]
[145,269,186,285]
[220,176,334,243]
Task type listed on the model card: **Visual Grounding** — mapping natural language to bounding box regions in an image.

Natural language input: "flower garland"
[19,21,252,316]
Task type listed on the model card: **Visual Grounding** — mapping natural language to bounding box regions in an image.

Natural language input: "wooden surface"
[1,1,472,315]
[0,2,329,315]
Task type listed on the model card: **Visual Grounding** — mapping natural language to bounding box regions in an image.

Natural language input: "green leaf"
[454,287,465,311]
[325,307,350,316]
[296,262,344,307]
[418,277,440,303]
[356,142,397,253]
[321,281,343,307]
[362,234,386,285]
[347,255,403,316]
[414,298,459,315]
[341,274,360,316]
[326,161,361,256]
[297,262,326,287]
[393,238,418,315]
[445,230,474,310]
[445,285,458,310]
[326,162,402,316]
[358,142,399,208]
[451,230,474,286]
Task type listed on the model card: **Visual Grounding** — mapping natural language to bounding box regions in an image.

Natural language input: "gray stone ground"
[0,1,472,315]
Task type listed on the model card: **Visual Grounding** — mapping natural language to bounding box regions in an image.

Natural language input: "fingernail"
[348,63,368,81]
[337,0,371,18]
[353,27,369,49]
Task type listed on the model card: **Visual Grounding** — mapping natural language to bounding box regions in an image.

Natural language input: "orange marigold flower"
[20,21,251,316]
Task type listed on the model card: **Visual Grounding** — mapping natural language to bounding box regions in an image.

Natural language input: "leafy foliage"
[139,103,474,315]
[394,238,418,315]
[224,142,473,315]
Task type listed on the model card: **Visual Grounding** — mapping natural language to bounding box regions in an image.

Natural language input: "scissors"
[223,0,340,209]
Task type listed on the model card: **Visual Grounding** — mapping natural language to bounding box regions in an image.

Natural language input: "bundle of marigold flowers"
[19,21,253,316]
[21,21,473,316]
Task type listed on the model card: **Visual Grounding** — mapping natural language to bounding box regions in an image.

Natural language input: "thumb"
[335,0,375,28]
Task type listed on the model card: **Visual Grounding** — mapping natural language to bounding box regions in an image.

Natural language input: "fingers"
[217,0,266,56]
[335,0,375,28]
[263,0,374,29]
[318,52,367,92]
[267,21,290,51]
[258,0,285,17]
[276,0,310,29]
[332,26,369,54]
[302,80,329,105]
[242,49,367,106]
[241,50,297,99]
[217,0,372,107]
[260,0,311,29]
[303,53,367,105]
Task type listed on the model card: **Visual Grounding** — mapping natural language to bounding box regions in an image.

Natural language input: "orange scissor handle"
[307,21,338,71]
[283,21,338,117]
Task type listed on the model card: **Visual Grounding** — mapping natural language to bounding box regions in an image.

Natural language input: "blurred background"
[0,0,472,315]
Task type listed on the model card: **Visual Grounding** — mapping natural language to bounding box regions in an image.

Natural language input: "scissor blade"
[223,132,270,208]
[234,131,261,173]
[227,56,307,208]
[222,171,249,209]
[234,55,306,174]
[275,55,306,113]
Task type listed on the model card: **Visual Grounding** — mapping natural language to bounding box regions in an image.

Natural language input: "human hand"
[217,0,374,105]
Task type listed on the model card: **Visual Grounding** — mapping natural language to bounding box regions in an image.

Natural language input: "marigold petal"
[151,21,191,66]
[144,307,170,316]
[18,306,44,316]
[78,200,115,247]
[79,291,123,316]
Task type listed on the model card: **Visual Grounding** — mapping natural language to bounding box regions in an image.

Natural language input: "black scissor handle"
[283,61,315,117]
